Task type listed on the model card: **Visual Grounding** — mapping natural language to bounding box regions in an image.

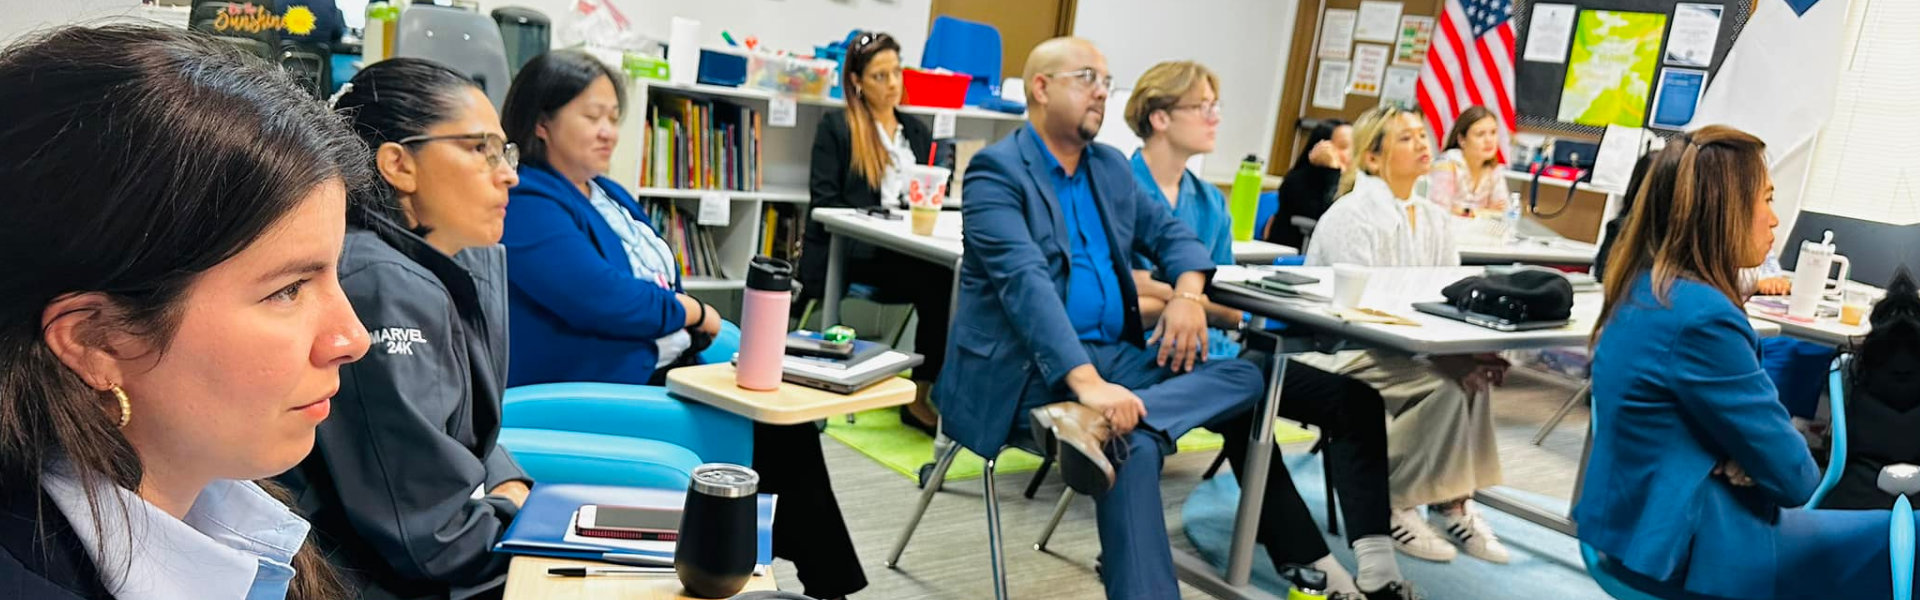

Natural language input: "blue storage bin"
[696,47,748,87]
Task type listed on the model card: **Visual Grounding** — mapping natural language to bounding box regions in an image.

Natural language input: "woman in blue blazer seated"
[499,51,867,599]
[1580,125,1914,599]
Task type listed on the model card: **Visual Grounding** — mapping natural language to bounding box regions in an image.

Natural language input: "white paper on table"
[932,110,957,138]
[1355,0,1403,43]
[1665,3,1723,68]
[1349,44,1391,97]
[1394,16,1435,65]
[1319,9,1358,59]
[1523,3,1577,63]
[1355,268,1481,312]
[1381,66,1421,109]
[1590,125,1649,192]
[1313,60,1352,110]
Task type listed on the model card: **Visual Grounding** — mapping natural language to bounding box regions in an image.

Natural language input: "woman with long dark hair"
[0,25,371,599]
[1264,119,1351,248]
[799,31,952,433]
[277,58,530,600]
[1581,125,1913,599]
[1426,105,1510,217]
[500,51,867,599]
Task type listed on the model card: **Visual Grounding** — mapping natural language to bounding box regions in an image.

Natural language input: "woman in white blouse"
[1303,105,1514,567]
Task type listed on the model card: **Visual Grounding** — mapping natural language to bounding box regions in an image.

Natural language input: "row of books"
[642,92,763,192]
[759,204,804,265]
[639,200,726,279]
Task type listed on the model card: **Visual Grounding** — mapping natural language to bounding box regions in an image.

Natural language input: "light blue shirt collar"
[42,465,309,600]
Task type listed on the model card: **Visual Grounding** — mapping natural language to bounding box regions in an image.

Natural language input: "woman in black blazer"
[800,31,950,433]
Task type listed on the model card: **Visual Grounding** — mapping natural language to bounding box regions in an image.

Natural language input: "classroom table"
[665,363,918,426]
[811,207,1298,329]
[1188,265,1780,600]
[504,555,777,600]
[1744,282,1881,347]
[1451,215,1600,267]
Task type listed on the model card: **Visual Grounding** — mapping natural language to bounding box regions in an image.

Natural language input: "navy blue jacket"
[932,126,1214,454]
[502,164,686,386]
[1576,272,1821,599]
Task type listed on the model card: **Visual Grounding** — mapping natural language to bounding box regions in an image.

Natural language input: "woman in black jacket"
[1263,119,1351,248]
[275,59,531,600]
[799,31,951,432]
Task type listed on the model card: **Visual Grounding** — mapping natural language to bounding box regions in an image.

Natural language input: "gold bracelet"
[1174,291,1208,304]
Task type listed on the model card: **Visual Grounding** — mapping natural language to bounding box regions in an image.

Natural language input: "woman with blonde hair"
[1303,105,1513,565]
[1580,124,1912,599]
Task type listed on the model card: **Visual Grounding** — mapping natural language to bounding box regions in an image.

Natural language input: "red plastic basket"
[902,68,972,109]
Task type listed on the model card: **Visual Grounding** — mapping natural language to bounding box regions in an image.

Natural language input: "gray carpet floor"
[774,366,1593,599]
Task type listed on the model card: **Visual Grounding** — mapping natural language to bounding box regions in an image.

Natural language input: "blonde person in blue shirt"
[0,26,372,600]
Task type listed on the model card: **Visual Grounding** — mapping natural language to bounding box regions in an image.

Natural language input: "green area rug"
[824,408,1319,483]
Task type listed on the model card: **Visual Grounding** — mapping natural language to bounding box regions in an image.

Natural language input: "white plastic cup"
[903,164,950,236]
[1332,264,1371,309]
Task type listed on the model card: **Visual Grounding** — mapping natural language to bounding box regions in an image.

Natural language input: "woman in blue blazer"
[1580,125,1909,599]
[499,51,867,599]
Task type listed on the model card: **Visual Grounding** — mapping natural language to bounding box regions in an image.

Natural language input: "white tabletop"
[1211,266,1781,355]
[1743,283,1881,346]
[812,208,965,266]
[1450,216,1599,266]
[812,207,1298,267]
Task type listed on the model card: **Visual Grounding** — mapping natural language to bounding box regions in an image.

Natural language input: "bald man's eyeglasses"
[1045,68,1114,94]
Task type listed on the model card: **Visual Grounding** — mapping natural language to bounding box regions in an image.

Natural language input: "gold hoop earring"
[109,385,130,428]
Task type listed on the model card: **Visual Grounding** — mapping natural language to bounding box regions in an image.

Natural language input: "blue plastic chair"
[500,321,753,489]
[921,16,1003,108]
[1581,353,1912,599]
[1253,190,1279,242]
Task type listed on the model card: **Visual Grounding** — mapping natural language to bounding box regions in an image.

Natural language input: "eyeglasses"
[397,133,519,171]
[1169,101,1223,118]
[1045,68,1114,94]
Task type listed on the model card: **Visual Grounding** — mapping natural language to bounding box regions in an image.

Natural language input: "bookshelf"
[609,76,1026,294]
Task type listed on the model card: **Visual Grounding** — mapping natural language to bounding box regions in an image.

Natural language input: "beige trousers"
[1294,350,1503,508]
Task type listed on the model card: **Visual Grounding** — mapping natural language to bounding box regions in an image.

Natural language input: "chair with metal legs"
[1532,382,1591,446]
[888,428,1049,600]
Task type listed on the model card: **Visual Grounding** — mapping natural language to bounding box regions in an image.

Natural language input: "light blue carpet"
[1182,455,1609,600]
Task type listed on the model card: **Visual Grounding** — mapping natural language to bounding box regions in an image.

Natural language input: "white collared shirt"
[1305,173,1462,267]
[873,117,918,208]
[42,465,309,600]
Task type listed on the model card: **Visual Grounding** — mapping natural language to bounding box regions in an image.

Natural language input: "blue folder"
[493,483,774,566]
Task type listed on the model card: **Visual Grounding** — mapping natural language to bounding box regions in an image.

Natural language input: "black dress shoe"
[898,406,937,437]
[1362,581,1423,600]
[1029,403,1117,495]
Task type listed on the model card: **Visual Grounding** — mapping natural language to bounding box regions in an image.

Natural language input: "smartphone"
[575,505,681,541]
[786,336,854,359]
[1262,272,1321,286]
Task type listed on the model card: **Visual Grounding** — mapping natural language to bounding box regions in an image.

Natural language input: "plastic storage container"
[746,52,837,98]
[697,47,749,87]
[902,68,971,109]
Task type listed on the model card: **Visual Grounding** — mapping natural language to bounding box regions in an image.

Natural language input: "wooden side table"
[665,363,917,425]
[503,556,776,600]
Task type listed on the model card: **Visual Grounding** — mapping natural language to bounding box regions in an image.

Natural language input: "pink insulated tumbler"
[735,256,793,390]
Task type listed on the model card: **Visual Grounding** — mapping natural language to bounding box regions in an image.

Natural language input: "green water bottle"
[1229,154,1263,241]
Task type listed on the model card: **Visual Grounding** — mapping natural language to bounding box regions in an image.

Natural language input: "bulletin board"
[1513,0,1753,137]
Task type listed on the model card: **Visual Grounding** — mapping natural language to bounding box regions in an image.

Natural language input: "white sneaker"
[1388,508,1456,562]
[1431,503,1511,564]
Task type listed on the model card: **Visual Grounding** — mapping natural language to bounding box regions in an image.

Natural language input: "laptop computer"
[1412,301,1570,332]
[779,351,924,394]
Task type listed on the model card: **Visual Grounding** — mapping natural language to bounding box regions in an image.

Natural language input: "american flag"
[1416,0,1516,153]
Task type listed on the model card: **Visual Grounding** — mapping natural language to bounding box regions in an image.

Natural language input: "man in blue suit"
[934,38,1417,600]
